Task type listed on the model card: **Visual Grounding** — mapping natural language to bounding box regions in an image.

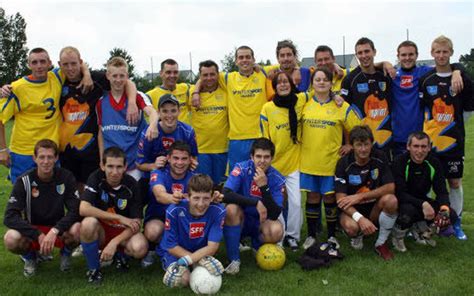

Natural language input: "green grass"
[0,120,473,295]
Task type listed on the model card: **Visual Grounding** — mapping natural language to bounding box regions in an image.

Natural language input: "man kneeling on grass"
[79,147,147,284]
[3,139,81,277]
[160,174,226,288]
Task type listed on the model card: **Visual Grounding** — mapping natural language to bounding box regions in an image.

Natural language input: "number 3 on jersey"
[43,98,56,119]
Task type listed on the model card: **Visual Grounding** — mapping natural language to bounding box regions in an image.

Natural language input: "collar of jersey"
[312,95,332,105]
[23,75,47,83]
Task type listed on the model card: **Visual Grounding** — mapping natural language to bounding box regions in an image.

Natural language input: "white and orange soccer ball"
[189,266,222,295]
[256,243,286,271]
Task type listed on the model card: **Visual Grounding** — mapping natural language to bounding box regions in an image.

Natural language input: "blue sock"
[60,246,72,257]
[251,236,262,251]
[22,251,36,261]
[81,240,100,270]
[223,225,241,261]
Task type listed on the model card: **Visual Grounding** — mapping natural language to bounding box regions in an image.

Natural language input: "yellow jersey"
[260,92,308,176]
[190,86,229,153]
[300,96,361,176]
[219,71,269,140]
[147,83,191,124]
[1,70,63,155]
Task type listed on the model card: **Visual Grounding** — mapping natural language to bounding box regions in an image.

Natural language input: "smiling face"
[200,65,219,90]
[277,47,296,72]
[106,65,128,93]
[168,149,191,179]
[28,52,52,80]
[315,51,335,71]
[397,46,418,70]
[431,42,453,68]
[312,70,332,95]
[59,51,83,82]
[356,43,376,70]
[188,190,213,217]
[158,102,179,131]
[235,48,255,75]
[275,72,292,96]
[34,147,58,178]
[160,63,179,90]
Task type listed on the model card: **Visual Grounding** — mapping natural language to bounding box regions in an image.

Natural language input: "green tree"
[221,48,238,72]
[0,8,29,85]
[459,48,474,80]
[104,47,136,79]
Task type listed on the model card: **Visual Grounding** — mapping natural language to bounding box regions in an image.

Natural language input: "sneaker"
[72,245,83,258]
[391,237,407,252]
[22,257,37,277]
[141,251,155,268]
[239,241,252,252]
[37,253,53,263]
[350,235,364,250]
[375,243,394,260]
[303,236,316,250]
[327,236,340,250]
[115,255,130,271]
[285,236,299,252]
[87,269,103,284]
[225,260,241,275]
[60,254,72,272]
[453,218,468,240]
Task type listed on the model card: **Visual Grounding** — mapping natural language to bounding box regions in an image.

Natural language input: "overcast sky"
[2,0,473,78]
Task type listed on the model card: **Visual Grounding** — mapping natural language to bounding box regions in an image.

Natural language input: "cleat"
[37,253,53,263]
[115,255,130,271]
[375,243,394,261]
[391,237,407,252]
[141,251,156,268]
[87,269,103,284]
[72,245,83,258]
[60,254,72,272]
[350,235,364,250]
[22,257,37,277]
[303,236,316,250]
[239,241,252,252]
[285,236,299,252]
[453,218,468,240]
[327,236,340,250]
[225,260,241,275]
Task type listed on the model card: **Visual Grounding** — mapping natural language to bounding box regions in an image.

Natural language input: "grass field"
[0,120,473,295]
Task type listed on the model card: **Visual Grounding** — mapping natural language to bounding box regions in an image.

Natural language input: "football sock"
[306,202,321,237]
[449,186,463,216]
[324,202,338,238]
[81,240,100,270]
[22,250,36,261]
[60,246,72,257]
[375,211,397,247]
[223,225,241,261]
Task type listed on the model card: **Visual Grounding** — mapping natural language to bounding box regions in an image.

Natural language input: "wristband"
[352,211,363,223]
[0,148,8,153]
[51,228,59,235]
[178,255,193,266]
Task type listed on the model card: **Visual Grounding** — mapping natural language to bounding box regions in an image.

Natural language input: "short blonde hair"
[431,35,453,53]
[107,56,129,72]
[59,46,81,59]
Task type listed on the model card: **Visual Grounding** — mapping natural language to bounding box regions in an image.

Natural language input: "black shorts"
[60,151,100,183]
[354,202,376,219]
[438,155,464,179]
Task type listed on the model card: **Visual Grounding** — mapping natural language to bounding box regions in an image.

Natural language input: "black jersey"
[335,148,393,203]
[341,67,392,149]
[419,70,474,158]
[392,152,449,208]
[3,168,80,240]
[82,169,142,226]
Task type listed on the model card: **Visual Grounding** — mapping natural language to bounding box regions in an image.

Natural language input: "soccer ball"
[256,243,286,271]
[189,266,222,295]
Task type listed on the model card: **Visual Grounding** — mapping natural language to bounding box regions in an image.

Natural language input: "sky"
[1,0,473,77]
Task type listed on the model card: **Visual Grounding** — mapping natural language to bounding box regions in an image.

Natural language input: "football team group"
[0,34,472,288]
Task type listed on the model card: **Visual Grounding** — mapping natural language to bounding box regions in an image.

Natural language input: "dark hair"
[161,58,178,71]
[407,131,430,146]
[188,174,214,194]
[102,146,126,165]
[168,141,191,156]
[271,71,297,94]
[34,139,58,157]
[29,47,49,56]
[199,60,219,73]
[397,40,419,55]
[235,45,254,60]
[355,37,375,51]
[276,40,298,58]
[349,125,374,145]
[250,138,275,157]
[310,66,334,83]
[314,45,334,58]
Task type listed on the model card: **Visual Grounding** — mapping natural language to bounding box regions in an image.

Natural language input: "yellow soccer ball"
[256,243,286,271]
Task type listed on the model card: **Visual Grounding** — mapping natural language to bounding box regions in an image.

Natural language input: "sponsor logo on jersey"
[335,177,346,184]
[8,196,17,203]
[340,89,349,96]
[117,198,127,210]
[165,218,171,230]
[101,192,109,203]
[378,82,387,92]
[150,173,158,183]
[427,85,438,96]
[62,85,70,96]
[56,184,65,195]
[32,187,39,198]
[250,180,262,197]
[357,83,369,93]
[400,75,414,88]
[172,183,184,193]
[231,167,241,177]
[371,168,379,180]
[162,137,175,149]
[348,174,362,185]
[189,222,206,239]
[74,190,80,199]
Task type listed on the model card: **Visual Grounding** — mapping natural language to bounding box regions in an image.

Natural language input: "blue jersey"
[160,199,225,255]
[225,159,285,217]
[136,121,198,177]
[391,66,432,143]
[145,166,195,221]
[297,67,311,92]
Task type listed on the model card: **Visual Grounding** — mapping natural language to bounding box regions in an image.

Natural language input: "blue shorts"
[9,152,35,184]
[228,139,255,173]
[300,173,335,195]
[144,202,168,223]
[196,153,228,185]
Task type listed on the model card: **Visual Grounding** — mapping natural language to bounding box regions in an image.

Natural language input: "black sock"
[306,202,321,237]
[325,202,338,238]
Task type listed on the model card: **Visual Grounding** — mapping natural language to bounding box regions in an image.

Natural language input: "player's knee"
[4,229,22,251]
[382,194,398,213]
[129,236,148,259]
[340,218,359,237]
[144,221,163,242]
[225,204,242,225]
[65,222,81,244]
[262,222,284,243]
[80,217,100,237]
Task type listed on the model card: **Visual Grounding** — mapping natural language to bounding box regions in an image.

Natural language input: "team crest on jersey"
[371,168,379,180]
[378,82,387,92]
[250,180,262,197]
[357,83,369,93]
[448,86,456,97]
[427,85,438,96]
[189,222,206,239]
[400,75,414,88]
[101,192,109,203]
[62,86,69,96]
[8,196,17,203]
[172,183,184,193]
[150,173,158,183]
[162,137,175,149]
[56,184,65,195]
[32,187,39,198]
[165,218,171,230]
[348,174,362,185]
[231,167,241,177]
[117,198,127,210]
